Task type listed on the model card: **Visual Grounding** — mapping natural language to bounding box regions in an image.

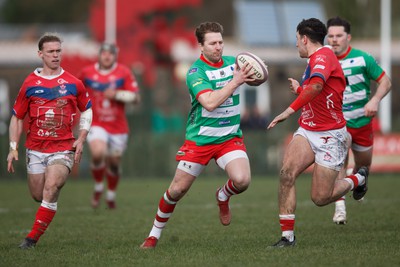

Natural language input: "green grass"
[0,174,399,267]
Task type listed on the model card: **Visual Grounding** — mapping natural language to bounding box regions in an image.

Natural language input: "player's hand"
[288,78,300,94]
[267,107,294,130]
[232,63,255,86]
[72,139,85,163]
[364,98,379,117]
[7,150,18,173]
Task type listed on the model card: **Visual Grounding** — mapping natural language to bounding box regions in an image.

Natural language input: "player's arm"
[73,108,92,163]
[364,73,392,117]
[198,63,254,112]
[7,115,24,173]
[267,77,323,129]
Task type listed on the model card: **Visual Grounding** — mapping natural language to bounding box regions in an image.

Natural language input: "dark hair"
[99,43,118,55]
[38,32,62,51]
[195,22,224,45]
[327,16,351,34]
[297,18,327,45]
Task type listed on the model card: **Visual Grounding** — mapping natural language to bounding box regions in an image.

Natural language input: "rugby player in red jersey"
[267,18,369,248]
[79,43,140,209]
[7,32,92,249]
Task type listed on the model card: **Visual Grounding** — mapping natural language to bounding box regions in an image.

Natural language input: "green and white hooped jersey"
[339,47,384,128]
[185,55,242,146]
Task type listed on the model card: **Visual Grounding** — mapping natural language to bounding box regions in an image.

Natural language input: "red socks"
[27,206,56,241]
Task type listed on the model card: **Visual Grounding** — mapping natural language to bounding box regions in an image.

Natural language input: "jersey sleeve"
[12,83,29,119]
[121,67,140,93]
[186,66,213,100]
[76,79,92,112]
[364,52,385,81]
[309,50,334,83]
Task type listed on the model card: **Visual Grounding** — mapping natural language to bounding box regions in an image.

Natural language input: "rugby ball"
[235,52,268,86]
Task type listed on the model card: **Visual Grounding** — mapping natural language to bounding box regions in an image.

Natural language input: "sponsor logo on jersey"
[220,70,226,77]
[315,55,326,63]
[35,89,44,94]
[176,151,185,156]
[216,80,229,88]
[314,64,325,70]
[36,80,42,85]
[192,80,203,87]
[219,120,231,125]
[189,68,198,75]
[57,78,67,84]
[301,119,316,127]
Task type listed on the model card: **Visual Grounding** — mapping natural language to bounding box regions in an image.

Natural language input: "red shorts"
[176,137,247,165]
[347,123,374,147]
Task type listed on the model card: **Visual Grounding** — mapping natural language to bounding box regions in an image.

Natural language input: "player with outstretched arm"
[267,18,368,248]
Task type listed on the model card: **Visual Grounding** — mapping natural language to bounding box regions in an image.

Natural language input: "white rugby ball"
[235,52,268,86]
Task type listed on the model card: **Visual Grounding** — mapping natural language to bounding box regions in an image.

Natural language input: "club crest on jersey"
[36,80,42,85]
[58,84,67,95]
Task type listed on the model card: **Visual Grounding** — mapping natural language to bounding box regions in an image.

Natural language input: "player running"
[267,18,369,248]
[326,16,392,225]
[79,43,140,209]
[140,21,255,249]
[7,32,92,249]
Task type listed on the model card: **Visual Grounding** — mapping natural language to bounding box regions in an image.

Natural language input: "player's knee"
[108,164,120,175]
[232,173,251,191]
[31,193,42,202]
[279,167,296,187]
[168,186,189,201]
[311,195,330,207]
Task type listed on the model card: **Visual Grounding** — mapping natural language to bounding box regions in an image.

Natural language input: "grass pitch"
[0,174,399,267]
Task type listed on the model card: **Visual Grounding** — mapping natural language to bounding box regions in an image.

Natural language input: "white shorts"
[294,126,349,171]
[87,126,128,156]
[26,149,75,174]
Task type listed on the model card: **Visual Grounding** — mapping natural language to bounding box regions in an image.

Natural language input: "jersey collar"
[337,46,352,60]
[200,54,224,68]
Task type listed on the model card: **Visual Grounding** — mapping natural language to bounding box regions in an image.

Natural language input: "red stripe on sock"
[280,218,295,232]
[348,174,359,188]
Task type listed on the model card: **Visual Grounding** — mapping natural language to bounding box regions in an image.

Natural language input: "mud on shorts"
[294,126,349,171]
[26,149,75,174]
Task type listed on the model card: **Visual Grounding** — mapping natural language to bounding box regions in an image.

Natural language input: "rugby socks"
[26,201,57,242]
[279,214,295,242]
[91,163,106,183]
[91,163,106,202]
[218,179,241,201]
[335,196,346,204]
[344,173,365,191]
[148,190,177,239]
[106,171,119,208]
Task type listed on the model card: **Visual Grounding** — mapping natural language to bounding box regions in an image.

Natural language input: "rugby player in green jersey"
[140,22,256,249]
[327,16,392,225]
